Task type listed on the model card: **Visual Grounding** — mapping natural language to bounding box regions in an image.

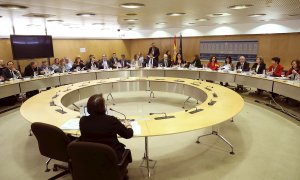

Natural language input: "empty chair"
[68,141,132,180]
[31,122,71,180]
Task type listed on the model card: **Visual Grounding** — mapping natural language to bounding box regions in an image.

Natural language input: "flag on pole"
[173,35,177,62]
[179,33,183,59]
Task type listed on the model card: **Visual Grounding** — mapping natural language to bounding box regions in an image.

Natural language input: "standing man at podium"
[148,43,160,61]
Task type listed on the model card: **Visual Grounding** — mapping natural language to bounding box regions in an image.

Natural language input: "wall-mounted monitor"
[10,35,54,60]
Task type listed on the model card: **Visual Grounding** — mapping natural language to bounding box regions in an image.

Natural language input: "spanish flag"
[173,35,177,62]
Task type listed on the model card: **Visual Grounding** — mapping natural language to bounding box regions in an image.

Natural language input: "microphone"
[55,105,67,114]
[205,86,213,91]
[63,84,73,92]
[109,108,127,120]
[213,92,218,98]
[52,90,61,99]
[208,99,216,106]
[188,107,203,114]
[149,112,175,120]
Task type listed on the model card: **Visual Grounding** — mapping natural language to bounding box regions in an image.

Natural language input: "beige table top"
[20,76,244,137]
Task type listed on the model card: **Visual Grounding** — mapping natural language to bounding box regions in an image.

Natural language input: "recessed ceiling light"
[126,13,137,16]
[124,19,138,22]
[207,13,231,17]
[228,4,253,10]
[27,24,41,27]
[120,3,145,9]
[0,3,28,10]
[166,12,186,16]
[188,22,196,25]
[76,13,96,17]
[23,13,55,18]
[93,23,105,25]
[248,13,266,17]
[128,28,133,30]
[196,18,209,21]
[156,22,167,25]
[47,19,63,22]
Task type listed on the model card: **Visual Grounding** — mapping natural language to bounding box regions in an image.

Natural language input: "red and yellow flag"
[173,35,177,62]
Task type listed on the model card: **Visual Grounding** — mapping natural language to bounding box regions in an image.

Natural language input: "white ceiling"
[0,0,300,37]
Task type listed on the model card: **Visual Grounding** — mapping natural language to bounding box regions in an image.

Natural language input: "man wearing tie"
[236,56,250,72]
[120,54,130,68]
[159,54,171,67]
[148,43,160,61]
[98,54,112,69]
[146,54,158,68]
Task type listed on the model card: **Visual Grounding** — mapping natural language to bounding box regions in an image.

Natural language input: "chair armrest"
[117,149,132,166]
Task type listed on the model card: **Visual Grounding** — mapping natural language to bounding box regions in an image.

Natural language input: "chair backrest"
[68,141,121,180]
[31,122,70,162]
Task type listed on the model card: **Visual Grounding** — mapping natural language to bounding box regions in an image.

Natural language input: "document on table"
[130,121,141,135]
[60,118,80,130]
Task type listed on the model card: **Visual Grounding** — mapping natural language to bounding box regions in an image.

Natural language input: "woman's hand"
[123,119,132,128]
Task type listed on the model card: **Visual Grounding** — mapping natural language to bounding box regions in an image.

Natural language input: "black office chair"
[68,141,132,180]
[31,122,71,180]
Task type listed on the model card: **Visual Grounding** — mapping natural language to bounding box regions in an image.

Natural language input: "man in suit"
[23,61,40,98]
[159,54,171,67]
[236,56,250,72]
[98,54,112,69]
[2,61,22,80]
[119,54,131,68]
[110,53,120,69]
[148,43,160,61]
[85,55,99,70]
[146,53,158,68]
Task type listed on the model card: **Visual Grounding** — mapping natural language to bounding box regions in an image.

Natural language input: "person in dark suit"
[251,56,266,74]
[24,61,41,98]
[236,56,250,72]
[71,57,85,71]
[159,54,172,67]
[148,43,160,61]
[85,55,99,70]
[110,53,120,69]
[2,61,22,80]
[119,54,131,68]
[191,54,202,68]
[145,53,158,68]
[98,54,112,69]
[79,94,133,160]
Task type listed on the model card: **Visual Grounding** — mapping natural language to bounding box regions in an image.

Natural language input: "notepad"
[130,121,141,135]
[60,118,80,130]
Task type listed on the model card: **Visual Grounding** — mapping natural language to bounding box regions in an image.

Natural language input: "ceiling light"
[156,22,167,25]
[228,4,253,10]
[196,18,209,21]
[27,24,41,27]
[76,13,96,17]
[0,3,28,9]
[23,13,55,18]
[93,23,105,25]
[248,14,266,17]
[188,22,196,25]
[124,19,138,22]
[47,19,63,22]
[207,13,231,17]
[120,3,145,9]
[166,12,186,16]
[126,13,137,16]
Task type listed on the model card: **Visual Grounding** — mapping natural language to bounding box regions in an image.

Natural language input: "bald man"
[236,56,250,72]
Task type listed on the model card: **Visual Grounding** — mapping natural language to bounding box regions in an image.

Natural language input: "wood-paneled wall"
[0,33,299,72]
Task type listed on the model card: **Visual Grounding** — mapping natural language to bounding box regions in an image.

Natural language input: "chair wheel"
[195,141,200,144]
[45,169,50,172]
[230,151,235,155]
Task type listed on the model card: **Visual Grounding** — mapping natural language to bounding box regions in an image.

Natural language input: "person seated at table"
[98,54,112,69]
[165,50,172,61]
[24,61,41,77]
[71,56,85,71]
[79,94,133,161]
[173,53,186,67]
[39,60,53,75]
[191,54,202,68]
[131,54,139,68]
[64,58,73,71]
[145,53,158,68]
[159,54,172,67]
[252,56,266,74]
[110,53,120,69]
[2,61,22,80]
[220,56,234,86]
[137,52,145,67]
[207,55,219,70]
[267,57,284,77]
[51,58,60,71]
[286,59,300,80]
[85,55,99,70]
[236,56,250,72]
[119,54,131,68]
[54,58,67,73]
[0,59,6,77]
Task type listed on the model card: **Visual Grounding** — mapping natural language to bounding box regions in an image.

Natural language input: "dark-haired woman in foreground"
[79,94,133,160]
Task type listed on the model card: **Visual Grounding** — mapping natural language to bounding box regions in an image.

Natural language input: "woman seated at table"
[220,56,234,86]
[207,55,219,70]
[173,53,186,67]
[79,94,133,160]
[286,59,300,80]
[252,56,266,74]
[267,57,284,77]
[191,54,202,68]
[54,58,67,73]
[71,56,85,71]
[51,58,60,71]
